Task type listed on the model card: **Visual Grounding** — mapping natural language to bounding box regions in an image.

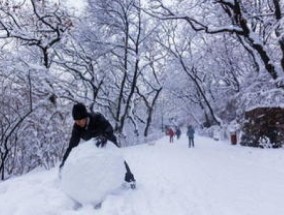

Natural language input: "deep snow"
[0,133,284,215]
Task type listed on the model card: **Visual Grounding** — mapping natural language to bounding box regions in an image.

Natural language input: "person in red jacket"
[166,127,175,143]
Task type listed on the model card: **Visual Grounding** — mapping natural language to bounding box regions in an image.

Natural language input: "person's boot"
[125,171,136,189]
[124,161,136,189]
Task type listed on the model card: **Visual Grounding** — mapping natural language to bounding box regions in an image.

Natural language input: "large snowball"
[60,140,125,205]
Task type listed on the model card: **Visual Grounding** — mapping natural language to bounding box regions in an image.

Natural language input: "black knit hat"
[72,103,88,120]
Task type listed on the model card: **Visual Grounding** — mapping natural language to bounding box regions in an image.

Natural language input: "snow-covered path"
[120,135,284,215]
[1,134,284,215]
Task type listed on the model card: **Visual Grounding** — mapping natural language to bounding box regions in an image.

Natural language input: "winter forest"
[0,0,284,181]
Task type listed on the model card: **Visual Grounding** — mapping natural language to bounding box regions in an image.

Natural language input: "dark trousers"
[124,161,135,182]
[96,137,135,182]
[188,138,194,147]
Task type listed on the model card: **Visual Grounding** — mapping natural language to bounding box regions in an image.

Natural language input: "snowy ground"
[1,133,284,215]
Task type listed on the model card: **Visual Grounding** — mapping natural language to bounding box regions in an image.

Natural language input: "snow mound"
[60,140,125,205]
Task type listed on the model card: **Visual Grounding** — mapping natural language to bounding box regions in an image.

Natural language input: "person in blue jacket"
[186,125,195,148]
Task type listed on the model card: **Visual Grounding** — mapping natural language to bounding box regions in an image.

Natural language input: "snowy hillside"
[1,133,284,215]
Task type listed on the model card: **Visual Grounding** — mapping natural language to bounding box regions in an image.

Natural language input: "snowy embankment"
[1,133,284,215]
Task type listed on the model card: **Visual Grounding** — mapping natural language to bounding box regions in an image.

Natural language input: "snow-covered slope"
[1,133,284,215]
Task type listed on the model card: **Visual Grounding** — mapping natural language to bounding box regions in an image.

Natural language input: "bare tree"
[61,0,166,141]
[0,0,73,68]
[149,0,284,83]
[0,68,33,180]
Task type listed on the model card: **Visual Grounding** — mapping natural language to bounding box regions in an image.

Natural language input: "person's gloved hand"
[96,135,107,147]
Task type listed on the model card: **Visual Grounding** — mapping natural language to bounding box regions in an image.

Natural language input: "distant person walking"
[166,127,175,143]
[176,127,181,139]
[186,125,195,148]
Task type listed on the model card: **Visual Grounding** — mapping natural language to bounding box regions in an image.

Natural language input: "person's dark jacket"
[60,112,119,168]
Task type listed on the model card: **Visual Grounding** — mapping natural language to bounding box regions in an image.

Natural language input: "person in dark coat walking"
[175,127,181,139]
[186,125,195,148]
[60,103,136,188]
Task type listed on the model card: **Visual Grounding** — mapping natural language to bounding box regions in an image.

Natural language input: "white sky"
[0,131,284,215]
[64,0,87,16]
